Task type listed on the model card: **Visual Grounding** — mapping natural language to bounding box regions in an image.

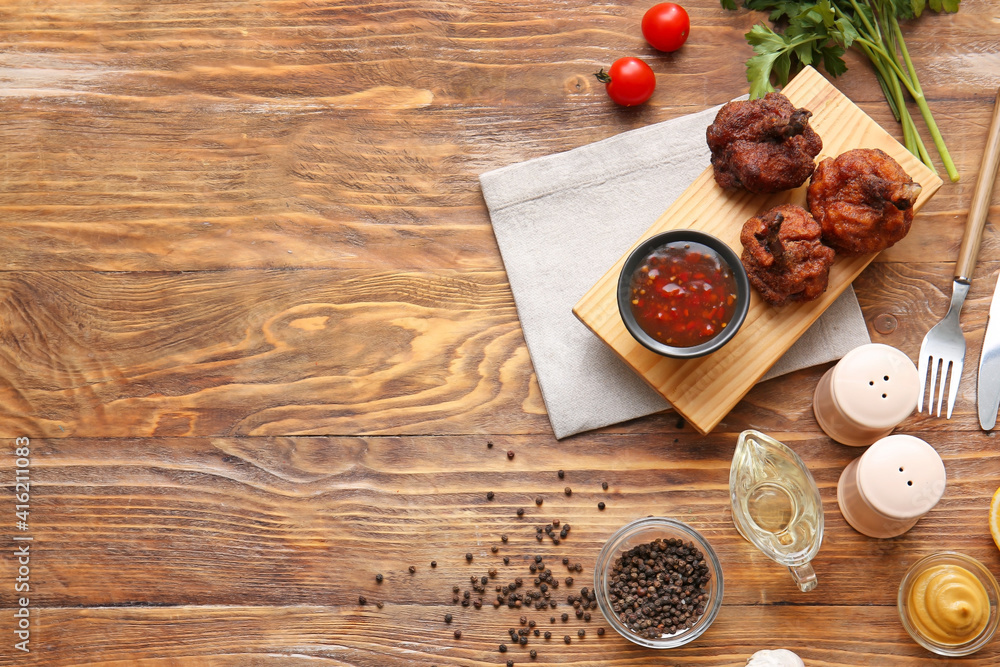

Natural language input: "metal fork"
[917,88,1000,418]
[917,280,969,418]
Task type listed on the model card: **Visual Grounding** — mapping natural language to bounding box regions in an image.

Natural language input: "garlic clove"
[746,649,805,666]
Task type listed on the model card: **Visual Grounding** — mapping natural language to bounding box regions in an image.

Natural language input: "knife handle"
[956,87,1000,282]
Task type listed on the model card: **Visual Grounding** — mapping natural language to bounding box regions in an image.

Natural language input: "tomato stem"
[594,69,612,84]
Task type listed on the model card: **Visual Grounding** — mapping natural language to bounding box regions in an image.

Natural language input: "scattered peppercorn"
[598,502,605,510]
[578,629,585,638]
[491,545,499,553]
[602,481,609,490]
[444,613,453,623]
[530,649,537,658]
[563,635,571,644]
[561,613,569,622]
[454,630,462,639]
[408,565,416,574]
[487,491,495,500]
[499,644,507,653]
[562,557,569,565]
[507,450,515,459]
[375,574,383,583]
[376,601,384,609]
[558,469,565,479]
[564,487,571,496]
[507,661,514,667]
[545,630,552,639]
[466,553,473,561]
[597,627,605,636]
[517,508,524,517]
[503,556,510,565]
[535,496,543,506]
[431,561,437,568]
[501,534,508,542]
[565,577,574,586]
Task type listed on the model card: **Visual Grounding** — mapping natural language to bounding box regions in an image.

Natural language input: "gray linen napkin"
[480,104,871,439]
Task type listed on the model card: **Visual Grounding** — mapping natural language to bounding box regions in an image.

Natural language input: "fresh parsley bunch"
[721,0,961,181]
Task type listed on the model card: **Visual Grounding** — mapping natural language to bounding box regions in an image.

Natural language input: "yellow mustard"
[908,563,990,645]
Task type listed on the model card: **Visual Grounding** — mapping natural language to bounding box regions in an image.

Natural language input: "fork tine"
[917,355,927,413]
[947,360,963,419]
[935,359,949,418]
[927,356,941,416]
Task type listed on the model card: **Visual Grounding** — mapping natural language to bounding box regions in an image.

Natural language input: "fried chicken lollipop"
[807,148,922,255]
[707,92,823,193]
[740,204,835,307]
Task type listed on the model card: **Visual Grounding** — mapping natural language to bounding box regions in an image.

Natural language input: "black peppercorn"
[578,629,585,638]
[597,502,605,510]
[487,491,495,500]
[601,481,609,490]
[358,596,367,605]
[408,565,416,574]
[444,613,452,623]
[454,630,462,639]
[375,574,383,583]
[501,534,508,542]
[535,496,543,506]
[465,553,473,561]
[507,450,515,459]
[544,631,552,639]
[558,469,565,479]
[517,508,524,517]
[564,487,571,496]
[597,627,605,636]
[499,644,507,653]
[431,560,437,568]
[563,635,571,644]
[487,440,494,448]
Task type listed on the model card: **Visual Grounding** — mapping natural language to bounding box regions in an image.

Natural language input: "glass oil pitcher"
[729,430,824,592]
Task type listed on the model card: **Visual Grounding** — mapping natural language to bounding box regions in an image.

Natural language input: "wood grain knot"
[564,75,591,95]
[872,313,898,335]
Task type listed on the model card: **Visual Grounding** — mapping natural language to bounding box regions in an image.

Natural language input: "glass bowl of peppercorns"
[593,516,724,648]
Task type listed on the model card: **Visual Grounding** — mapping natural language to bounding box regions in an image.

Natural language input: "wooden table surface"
[3,1,1000,665]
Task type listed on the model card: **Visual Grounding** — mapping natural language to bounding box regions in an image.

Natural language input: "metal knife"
[979,274,1000,430]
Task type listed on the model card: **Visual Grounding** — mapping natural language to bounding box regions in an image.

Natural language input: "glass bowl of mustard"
[898,551,1000,656]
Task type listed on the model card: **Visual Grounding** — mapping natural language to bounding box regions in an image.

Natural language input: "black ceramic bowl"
[617,229,750,359]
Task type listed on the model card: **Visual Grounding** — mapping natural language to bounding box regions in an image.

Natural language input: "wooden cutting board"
[572,66,942,435]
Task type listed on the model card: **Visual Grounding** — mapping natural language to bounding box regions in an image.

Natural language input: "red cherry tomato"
[642,3,690,52]
[594,57,656,107]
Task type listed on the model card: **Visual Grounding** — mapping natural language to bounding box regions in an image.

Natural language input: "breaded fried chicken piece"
[740,204,835,307]
[707,92,823,193]
[807,148,922,255]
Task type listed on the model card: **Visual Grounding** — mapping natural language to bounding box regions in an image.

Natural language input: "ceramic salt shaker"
[813,343,920,446]
[837,434,946,539]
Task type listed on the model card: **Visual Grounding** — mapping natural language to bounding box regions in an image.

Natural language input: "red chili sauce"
[628,241,739,348]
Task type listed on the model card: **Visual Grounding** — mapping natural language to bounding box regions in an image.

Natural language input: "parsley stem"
[891,18,959,182]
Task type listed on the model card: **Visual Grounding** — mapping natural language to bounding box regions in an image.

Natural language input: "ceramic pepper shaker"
[813,343,920,446]
[837,434,946,538]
